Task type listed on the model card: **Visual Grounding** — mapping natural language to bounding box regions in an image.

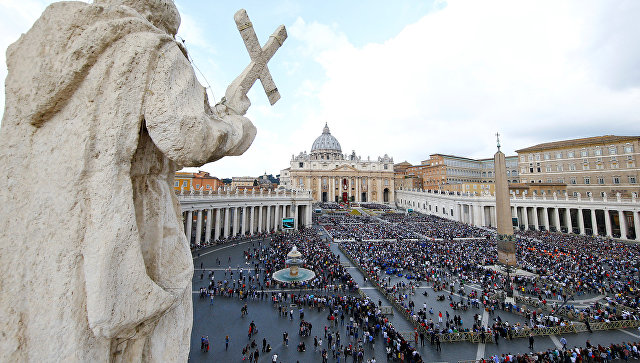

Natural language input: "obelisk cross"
[496,132,501,151]
[234,9,287,105]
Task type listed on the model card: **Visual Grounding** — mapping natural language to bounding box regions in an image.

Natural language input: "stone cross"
[234,9,287,105]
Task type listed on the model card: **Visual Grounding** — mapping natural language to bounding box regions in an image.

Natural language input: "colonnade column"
[274,204,280,231]
[232,207,239,237]
[532,207,539,231]
[306,203,313,227]
[241,206,247,236]
[604,210,613,237]
[553,208,561,232]
[635,211,640,242]
[223,207,230,238]
[258,206,263,233]
[578,209,585,235]
[205,209,212,243]
[522,207,529,230]
[543,207,550,231]
[619,210,628,239]
[195,210,203,245]
[294,204,299,229]
[214,208,221,241]
[266,205,272,232]
[590,209,598,236]
[249,206,255,234]
[185,210,193,242]
[565,209,573,234]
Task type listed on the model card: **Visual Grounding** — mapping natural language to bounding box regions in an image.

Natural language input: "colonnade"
[177,188,314,246]
[396,188,640,241]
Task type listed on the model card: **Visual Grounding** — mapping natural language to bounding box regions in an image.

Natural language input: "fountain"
[272,246,316,283]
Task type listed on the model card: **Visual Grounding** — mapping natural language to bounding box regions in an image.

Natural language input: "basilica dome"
[311,123,342,153]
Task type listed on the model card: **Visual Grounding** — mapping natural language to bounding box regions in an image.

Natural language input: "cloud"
[290,0,640,165]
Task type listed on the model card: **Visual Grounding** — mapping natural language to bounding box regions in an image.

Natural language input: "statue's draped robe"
[0,2,255,361]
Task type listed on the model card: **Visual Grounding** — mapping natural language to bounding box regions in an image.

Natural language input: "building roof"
[311,123,342,153]
[516,135,640,153]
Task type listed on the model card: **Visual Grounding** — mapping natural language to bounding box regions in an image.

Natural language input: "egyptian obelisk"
[495,133,516,267]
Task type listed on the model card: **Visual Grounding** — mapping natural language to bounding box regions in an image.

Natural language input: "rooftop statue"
[0,0,285,361]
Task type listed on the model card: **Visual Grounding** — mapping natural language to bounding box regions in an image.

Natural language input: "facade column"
[619,210,628,239]
[294,204,299,229]
[195,210,203,245]
[185,210,193,242]
[241,206,247,236]
[355,177,360,202]
[532,207,539,231]
[205,209,212,243]
[317,177,322,202]
[634,211,640,241]
[578,209,585,235]
[214,208,221,241]
[522,207,529,231]
[565,209,573,234]
[590,209,598,236]
[258,206,263,233]
[223,207,230,238]
[553,208,561,232]
[543,207,550,231]
[604,209,613,237]
[266,205,272,232]
[307,203,313,227]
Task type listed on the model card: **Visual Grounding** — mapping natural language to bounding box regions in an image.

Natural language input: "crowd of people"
[196,227,426,362]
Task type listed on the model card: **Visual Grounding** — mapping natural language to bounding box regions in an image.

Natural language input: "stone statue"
[0,0,285,361]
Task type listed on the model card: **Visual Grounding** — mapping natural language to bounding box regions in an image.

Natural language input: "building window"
[384,164,388,170]
[609,146,617,155]
[570,177,576,184]
[624,144,634,153]
[573,191,579,197]
[299,162,304,168]
[584,177,590,185]
[569,164,576,171]
[520,155,526,162]
[557,164,563,171]
[544,153,550,160]
[611,162,619,169]
[546,178,553,183]
[597,177,605,184]
[206,185,211,189]
[629,176,637,184]
[528,154,533,161]
[567,151,575,158]
[610,156,617,162]
[613,176,620,184]
[555,152,562,159]
[557,178,564,183]
[174,181,179,187]
[535,154,541,161]
[536,163,541,172]
[601,192,606,197]
[581,149,588,157]
[182,181,188,187]
[595,147,602,156]
[545,165,551,172]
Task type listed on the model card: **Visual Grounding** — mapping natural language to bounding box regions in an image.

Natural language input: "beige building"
[280,124,395,203]
[231,176,256,189]
[516,135,640,198]
[403,154,519,193]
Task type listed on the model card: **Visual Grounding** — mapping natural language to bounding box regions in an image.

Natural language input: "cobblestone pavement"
[189,232,640,362]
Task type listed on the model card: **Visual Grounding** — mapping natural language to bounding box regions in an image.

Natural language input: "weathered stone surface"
[0,1,262,361]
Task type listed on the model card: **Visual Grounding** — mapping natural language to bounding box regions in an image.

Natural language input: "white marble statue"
[0,0,285,361]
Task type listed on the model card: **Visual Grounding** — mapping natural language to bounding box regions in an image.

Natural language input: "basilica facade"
[280,124,395,204]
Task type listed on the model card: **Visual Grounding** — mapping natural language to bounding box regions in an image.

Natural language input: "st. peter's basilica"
[280,124,395,204]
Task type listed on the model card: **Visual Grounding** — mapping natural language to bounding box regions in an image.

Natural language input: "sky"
[1,0,640,178]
